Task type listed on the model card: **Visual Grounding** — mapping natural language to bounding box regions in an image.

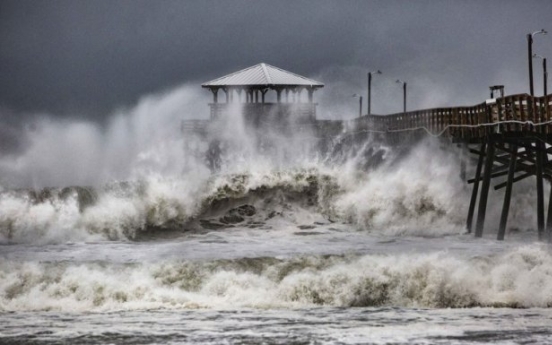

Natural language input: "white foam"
[1,245,551,312]
[333,140,468,235]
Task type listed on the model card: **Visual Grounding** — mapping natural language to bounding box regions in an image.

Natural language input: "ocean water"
[1,87,551,344]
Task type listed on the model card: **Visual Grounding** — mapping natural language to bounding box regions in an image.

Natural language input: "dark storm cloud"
[1,0,551,121]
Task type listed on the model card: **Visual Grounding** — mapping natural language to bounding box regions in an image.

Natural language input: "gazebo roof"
[202,63,323,88]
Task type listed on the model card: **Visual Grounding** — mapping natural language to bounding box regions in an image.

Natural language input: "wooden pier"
[354,93,552,240]
[189,62,552,240]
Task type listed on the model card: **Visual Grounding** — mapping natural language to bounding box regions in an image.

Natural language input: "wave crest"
[0,169,339,243]
[2,246,551,311]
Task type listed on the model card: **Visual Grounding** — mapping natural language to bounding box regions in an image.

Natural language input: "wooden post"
[475,139,496,238]
[261,89,268,103]
[546,182,552,242]
[536,140,545,240]
[498,143,517,240]
[211,88,219,103]
[467,142,486,233]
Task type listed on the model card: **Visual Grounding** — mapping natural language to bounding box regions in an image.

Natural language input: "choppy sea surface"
[2,227,552,344]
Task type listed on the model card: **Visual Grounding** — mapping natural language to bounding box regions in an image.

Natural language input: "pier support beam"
[467,142,486,233]
[536,141,545,240]
[475,139,495,238]
[547,184,552,242]
[498,143,517,240]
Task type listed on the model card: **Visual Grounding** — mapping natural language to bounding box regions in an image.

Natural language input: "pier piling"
[498,144,518,240]
[467,143,486,233]
[475,139,496,238]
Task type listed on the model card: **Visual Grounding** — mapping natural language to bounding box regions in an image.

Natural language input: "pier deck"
[354,93,552,240]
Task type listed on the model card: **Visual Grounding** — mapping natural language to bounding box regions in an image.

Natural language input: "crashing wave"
[1,139,539,244]
[1,245,551,311]
[0,169,340,243]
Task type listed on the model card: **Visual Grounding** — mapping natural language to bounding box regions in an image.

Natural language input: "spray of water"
[0,82,544,243]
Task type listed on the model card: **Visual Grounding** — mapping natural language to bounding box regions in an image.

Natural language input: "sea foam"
[1,245,551,312]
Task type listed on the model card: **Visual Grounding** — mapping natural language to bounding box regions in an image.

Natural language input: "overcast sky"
[1,0,551,122]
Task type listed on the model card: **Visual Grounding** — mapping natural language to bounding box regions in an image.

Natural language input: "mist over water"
[0,84,211,188]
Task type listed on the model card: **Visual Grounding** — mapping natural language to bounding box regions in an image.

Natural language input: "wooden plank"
[494,172,533,190]
[467,108,473,139]
[518,95,524,134]
[467,169,510,184]
[514,95,521,132]
[455,108,461,138]
[464,108,468,138]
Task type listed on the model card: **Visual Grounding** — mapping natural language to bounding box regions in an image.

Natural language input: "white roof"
[202,63,323,88]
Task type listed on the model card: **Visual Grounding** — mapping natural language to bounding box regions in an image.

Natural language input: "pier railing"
[355,93,552,142]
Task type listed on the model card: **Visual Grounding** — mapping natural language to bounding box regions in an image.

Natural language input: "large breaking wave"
[0,142,477,245]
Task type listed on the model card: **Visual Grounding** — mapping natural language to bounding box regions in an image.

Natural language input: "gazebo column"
[255,90,259,103]
[308,88,314,103]
[261,89,268,103]
[276,88,282,103]
[237,88,243,103]
[285,89,289,103]
[223,88,229,103]
[211,88,219,103]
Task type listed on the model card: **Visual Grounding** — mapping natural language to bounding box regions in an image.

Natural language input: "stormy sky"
[1,0,551,122]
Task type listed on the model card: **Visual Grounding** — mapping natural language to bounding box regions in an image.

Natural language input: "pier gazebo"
[202,63,324,124]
